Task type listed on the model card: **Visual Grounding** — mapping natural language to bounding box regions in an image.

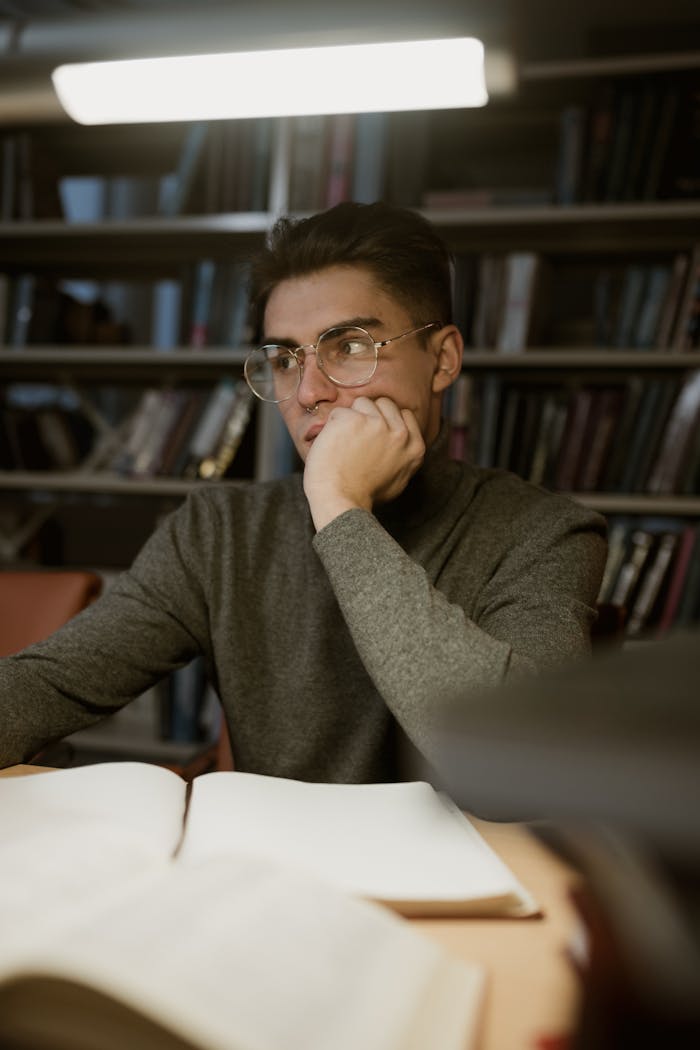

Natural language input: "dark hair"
[249,201,453,335]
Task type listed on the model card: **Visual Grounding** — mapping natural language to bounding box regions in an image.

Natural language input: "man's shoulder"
[183,473,306,520]
[466,464,603,526]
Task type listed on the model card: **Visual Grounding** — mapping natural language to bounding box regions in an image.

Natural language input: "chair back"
[0,570,103,657]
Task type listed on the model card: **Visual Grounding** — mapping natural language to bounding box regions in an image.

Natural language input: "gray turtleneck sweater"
[0,429,607,780]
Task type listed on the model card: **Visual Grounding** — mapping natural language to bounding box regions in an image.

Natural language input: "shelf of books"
[0,45,698,643]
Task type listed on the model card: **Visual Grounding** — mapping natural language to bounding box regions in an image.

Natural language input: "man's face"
[264,264,445,463]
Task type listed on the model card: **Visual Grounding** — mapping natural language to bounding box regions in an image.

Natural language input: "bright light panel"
[52,37,488,124]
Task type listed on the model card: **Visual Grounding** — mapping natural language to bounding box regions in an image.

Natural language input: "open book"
[1,760,535,917]
[0,763,531,1050]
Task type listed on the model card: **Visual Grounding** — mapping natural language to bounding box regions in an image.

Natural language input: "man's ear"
[431,325,464,394]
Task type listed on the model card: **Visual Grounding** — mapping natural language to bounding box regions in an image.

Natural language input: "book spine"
[555,105,585,205]
[159,122,209,217]
[670,245,700,350]
[575,387,623,491]
[473,374,502,468]
[180,379,238,477]
[626,530,679,636]
[151,279,183,350]
[109,388,164,475]
[288,115,328,212]
[672,526,700,626]
[598,517,632,603]
[655,524,698,634]
[554,387,595,491]
[613,265,647,347]
[189,260,217,348]
[646,370,700,494]
[197,383,254,480]
[610,528,654,608]
[634,265,671,349]
[446,373,472,463]
[168,656,206,742]
[324,114,355,208]
[495,253,539,353]
[351,112,388,203]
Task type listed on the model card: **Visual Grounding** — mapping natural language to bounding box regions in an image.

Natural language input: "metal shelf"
[2,201,700,272]
[0,472,697,515]
[0,347,249,381]
[571,494,700,516]
[425,201,700,254]
[0,470,245,497]
[461,350,700,371]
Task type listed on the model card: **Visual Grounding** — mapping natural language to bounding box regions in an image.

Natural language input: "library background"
[1,0,699,768]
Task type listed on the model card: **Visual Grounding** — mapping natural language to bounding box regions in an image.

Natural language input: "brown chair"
[0,570,104,767]
[0,570,103,657]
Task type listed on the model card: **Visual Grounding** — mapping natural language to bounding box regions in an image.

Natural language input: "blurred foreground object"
[419,630,700,1049]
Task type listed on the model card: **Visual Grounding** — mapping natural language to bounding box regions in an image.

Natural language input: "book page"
[180,773,537,916]
[0,762,187,953]
[0,761,186,853]
[0,853,485,1050]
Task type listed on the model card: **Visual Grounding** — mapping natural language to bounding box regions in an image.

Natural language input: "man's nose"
[296,347,337,405]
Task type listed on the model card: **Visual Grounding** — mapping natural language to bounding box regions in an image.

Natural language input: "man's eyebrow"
[331,316,384,332]
[263,316,385,346]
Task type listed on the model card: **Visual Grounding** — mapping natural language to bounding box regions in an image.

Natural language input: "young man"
[0,202,607,779]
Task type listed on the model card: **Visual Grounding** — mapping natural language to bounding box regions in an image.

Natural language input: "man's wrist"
[307,492,370,532]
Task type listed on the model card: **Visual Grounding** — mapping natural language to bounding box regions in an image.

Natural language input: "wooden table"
[416,817,581,1049]
[1,765,582,1049]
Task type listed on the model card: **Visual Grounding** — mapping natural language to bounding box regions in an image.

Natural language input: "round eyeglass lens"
[318,327,377,385]
[244,345,300,403]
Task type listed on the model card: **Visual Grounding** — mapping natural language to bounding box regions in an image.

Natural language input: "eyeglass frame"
[243,321,440,404]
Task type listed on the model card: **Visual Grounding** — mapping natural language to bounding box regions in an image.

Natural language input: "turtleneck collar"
[375,420,468,533]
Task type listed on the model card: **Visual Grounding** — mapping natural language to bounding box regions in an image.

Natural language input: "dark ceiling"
[2,1,699,60]
[0,0,698,126]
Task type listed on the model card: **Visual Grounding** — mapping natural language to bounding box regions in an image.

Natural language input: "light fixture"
[52,37,492,125]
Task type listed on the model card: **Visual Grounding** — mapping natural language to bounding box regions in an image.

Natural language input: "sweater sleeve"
[311,497,607,758]
[0,494,212,768]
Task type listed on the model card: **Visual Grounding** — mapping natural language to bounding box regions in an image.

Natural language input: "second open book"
[0,763,535,1050]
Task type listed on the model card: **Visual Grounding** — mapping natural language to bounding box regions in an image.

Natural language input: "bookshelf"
[0,43,699,642]
[431,46,700,642]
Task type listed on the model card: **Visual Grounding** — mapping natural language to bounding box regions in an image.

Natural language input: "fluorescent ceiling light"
[52,37,489,124]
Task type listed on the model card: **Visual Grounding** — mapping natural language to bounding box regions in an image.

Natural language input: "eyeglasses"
[244,322,438,404]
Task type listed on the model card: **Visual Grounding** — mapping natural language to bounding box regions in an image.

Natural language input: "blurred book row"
[0,260,253,350]
[454,246,700,352]
[427,69,700,210]
[3,245,698,356]
[599,515,700,637]
[0,112,405,221]
[444,370,700,496]
[553,71,700,206]
[0,379,255,482]
[3,69,696,226]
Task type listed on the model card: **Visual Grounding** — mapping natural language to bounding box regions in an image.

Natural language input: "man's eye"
[340,339,367,356]
[269,352,294,372]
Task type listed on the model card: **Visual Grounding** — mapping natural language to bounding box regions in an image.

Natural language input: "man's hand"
[303,396,426,531]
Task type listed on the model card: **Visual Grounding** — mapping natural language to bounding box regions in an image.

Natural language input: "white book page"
[0,762,187,954]
[0,853,485,1050]
[179,773,537,915]
[0,762,186,855]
